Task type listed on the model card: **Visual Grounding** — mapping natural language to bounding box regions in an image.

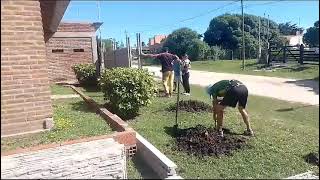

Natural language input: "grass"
[76,83,319,179]
[127,156,159,179]
[50,84,75,95]
[1,98,113,152]
[190,59,319,80]
[127,85,319,179]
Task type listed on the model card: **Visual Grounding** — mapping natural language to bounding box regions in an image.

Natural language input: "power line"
[137,0,240,34]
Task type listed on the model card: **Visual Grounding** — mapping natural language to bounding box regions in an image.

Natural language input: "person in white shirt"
[181,54,191,96]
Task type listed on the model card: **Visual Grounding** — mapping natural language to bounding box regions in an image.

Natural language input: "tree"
[278,22,304,35]
[186,39,210,60]
[162,27,199,57]
[204,13,285,59]
[303,20,319,47]
[119,41,125,49]
[102,39,113,51]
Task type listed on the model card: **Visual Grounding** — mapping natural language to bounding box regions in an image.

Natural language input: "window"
[52,49,64,53]
[73,49,84,52]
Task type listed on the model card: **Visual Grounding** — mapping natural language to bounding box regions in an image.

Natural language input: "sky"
[62,1,319,45]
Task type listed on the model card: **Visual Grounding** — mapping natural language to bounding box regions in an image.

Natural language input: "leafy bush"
[72,64,98,86]
[100,68,156,119]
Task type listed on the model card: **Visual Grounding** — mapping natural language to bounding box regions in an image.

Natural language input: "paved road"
[141,66,319,105]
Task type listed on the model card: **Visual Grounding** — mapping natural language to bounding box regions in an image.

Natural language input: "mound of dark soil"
[173,125,250,157]
[168,100,212,113]
[304,152,319,166]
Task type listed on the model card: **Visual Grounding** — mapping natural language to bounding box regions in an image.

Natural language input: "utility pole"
[258,16,261,61]
[97,1,104,74]
[241,0,245,70]
[136,33,142,69]
[125,30,128,47]
[266,14,270,64]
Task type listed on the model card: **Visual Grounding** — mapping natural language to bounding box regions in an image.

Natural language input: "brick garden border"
[1,85,136,157]
[2,85,182,179]
[69,85,137,156]
[69,85,182,179]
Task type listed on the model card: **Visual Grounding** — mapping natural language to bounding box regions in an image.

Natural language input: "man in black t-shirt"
[141,47,178,97]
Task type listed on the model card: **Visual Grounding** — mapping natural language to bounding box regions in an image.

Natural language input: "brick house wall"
[148,35,167,46]
[46,22,100,83]
[1,0,53,136]
[57,23,96,32]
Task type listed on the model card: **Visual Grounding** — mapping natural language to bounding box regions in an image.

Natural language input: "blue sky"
[62,1,319,45]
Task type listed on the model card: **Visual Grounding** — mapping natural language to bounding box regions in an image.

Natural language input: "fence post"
[282,45,287,63]
[267,46,271,66]
[231,50,233,60]
[299,44,304,64]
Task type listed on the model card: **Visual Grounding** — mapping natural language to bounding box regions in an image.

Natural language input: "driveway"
[142,66,319,105]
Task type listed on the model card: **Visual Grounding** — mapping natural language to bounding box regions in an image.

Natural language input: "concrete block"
[136,133,179,179]
[44,118,54,129]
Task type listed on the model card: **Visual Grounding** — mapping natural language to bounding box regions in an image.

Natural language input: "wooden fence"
[268,44,319,65]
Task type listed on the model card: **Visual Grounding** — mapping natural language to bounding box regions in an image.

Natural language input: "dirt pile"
[173,125,250,157]
[168,100,212,113]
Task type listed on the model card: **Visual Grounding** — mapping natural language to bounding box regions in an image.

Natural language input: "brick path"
[1,138,126,179]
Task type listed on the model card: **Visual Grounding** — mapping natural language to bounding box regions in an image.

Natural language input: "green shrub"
[72,64,98,86]
[100,68,156,119]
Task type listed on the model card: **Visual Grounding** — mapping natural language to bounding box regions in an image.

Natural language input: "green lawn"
[50,84,75,95]
[190,60,319,80]
[128,85,318,179]
[1,98,113,152]
[77,84,319,179]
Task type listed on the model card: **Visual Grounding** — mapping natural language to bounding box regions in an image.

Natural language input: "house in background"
[148,34,167,53]
[281,31,304,46]
[46,22,102,83]
[1,0,70,137]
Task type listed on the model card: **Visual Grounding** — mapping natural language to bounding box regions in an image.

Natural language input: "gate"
[268,44,319,65]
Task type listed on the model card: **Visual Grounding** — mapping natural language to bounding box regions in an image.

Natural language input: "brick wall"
[46,22,98,83]
[46,37,93,83]
[149,35,167,46]
[1,0,53,136]
[57,22,96,32]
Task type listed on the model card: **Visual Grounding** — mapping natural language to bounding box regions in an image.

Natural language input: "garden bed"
[173,125,250,157]
[167,100,212,113]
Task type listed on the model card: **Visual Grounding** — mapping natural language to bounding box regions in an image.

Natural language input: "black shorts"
[220,85,248,108]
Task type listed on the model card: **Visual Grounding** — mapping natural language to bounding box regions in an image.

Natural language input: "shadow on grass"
[71,101,95,113]
[275,105,315,112]
[103,103,140,121]
[284,77,319,95]
[81,86,101,92]
[130,155,160,179]
[282,65,312,72]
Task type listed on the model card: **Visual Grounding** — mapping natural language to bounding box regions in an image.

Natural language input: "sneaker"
[243,129,254,136]
[217,130,224,137]
[183,93,190,96]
